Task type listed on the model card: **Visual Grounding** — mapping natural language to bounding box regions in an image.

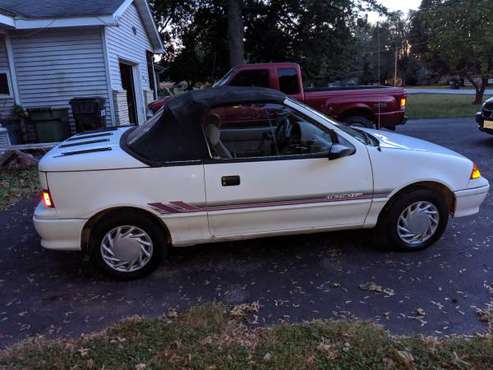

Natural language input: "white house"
[0,0,164,128]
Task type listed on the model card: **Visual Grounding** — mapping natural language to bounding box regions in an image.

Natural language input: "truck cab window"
[230,70,270,88]
[278,68,300,95]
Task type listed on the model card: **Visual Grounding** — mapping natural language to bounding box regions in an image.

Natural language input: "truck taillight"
[42,190,55,208]
[400,97,407,109]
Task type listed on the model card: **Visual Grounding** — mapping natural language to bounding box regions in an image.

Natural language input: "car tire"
[343,116,375,128]
[376,189,449,251]
[89,212,168,280]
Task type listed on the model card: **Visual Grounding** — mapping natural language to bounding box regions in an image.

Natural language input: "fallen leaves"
[395,349,415,367]
[317,340,339,360]
[230,302,260,318]
[359,282,395,297]
[0,167,39,210]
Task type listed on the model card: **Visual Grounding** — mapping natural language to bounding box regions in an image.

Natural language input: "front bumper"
[376,111,407,129]
[475,112,493,135]
[33,203,85,251]
[454,181,490,218]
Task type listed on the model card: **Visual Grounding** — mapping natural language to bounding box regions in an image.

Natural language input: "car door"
[203,102,373,238]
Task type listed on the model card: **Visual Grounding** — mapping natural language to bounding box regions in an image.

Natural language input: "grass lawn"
[1,303,492,369]
[0,167,39,210]
[406,94,488,120]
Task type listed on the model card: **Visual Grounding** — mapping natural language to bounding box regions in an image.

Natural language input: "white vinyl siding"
[11,28,112,126]
[0,37,15,119]
[106,3,153,91]
[106,3,153,123]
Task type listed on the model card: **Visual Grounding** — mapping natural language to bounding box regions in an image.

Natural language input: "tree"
[227,0,245,67]
[350,13,408,85]
[153,0,386,84]
[412,0,493,104]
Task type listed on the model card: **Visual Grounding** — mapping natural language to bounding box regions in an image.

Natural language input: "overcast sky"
[368,0,421,22]
[379,0,421,13]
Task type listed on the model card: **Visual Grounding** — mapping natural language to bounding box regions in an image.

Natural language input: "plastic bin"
[69,97,106,133]
[28,107,70,143]
[3,121,22,145]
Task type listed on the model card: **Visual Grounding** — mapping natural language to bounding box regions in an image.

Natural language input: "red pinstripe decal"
[169,201,201,211]
[148,191,390,215]
[148,202,180,214]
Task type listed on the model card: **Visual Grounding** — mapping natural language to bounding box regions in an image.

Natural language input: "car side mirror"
[328,143,356,160]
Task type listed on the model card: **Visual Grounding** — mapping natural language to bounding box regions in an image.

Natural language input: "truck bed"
[304,85,396,93]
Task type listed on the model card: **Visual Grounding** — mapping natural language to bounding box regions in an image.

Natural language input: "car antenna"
[377,22,382,130]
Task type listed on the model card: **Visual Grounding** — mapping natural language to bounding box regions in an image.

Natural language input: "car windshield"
[286,98,378,146]
[212,69,234,87]
[126,109,164,145]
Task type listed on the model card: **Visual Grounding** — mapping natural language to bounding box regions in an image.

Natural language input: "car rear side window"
[278,68,300,95]
[230,70,270,88]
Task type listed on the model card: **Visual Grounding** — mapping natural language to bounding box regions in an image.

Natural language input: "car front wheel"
[90,212,167,280]
[376,189,449,251]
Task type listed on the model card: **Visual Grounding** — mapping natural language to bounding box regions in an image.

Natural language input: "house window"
[0,71,11,96]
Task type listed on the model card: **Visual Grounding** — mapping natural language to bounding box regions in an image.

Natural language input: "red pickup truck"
[150,62,407,129]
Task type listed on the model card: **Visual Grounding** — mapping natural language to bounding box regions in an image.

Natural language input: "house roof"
[0,0,125,18]
[0,0,164,53]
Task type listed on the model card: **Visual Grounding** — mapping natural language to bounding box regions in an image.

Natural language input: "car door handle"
[221,176,240,187]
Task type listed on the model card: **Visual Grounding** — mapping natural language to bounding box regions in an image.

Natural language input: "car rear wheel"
[90,212,167,280]
[342,115,375,128]
[376,189,449,251]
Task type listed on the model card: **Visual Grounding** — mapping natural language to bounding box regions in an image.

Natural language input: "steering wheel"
[275,118,302,154]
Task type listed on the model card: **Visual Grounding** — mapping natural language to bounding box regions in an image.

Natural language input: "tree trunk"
[475,77,489,105]
[467,75,487,105]
[227,0,245,68]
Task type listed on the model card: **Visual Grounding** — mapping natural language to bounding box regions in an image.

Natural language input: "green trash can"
[28,107,70,143]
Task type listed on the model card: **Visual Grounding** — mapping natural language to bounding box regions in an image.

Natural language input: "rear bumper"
[33,204,84,251]
[454,182,489,218]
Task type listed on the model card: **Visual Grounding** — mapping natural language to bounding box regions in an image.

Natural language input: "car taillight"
[400,97,407,109]
[42,190,55,208]
[471,163,481,180]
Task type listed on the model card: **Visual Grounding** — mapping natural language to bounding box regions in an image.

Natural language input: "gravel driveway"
[1,117,492,348]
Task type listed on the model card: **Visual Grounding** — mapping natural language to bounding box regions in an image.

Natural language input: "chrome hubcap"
[397,201,440,246]
[100,226,153,272]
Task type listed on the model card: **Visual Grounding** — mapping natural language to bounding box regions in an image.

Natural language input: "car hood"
[362,128,467,159]
[39,127,148,172]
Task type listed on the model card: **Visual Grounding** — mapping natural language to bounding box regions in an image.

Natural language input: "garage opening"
[119,62,138,125]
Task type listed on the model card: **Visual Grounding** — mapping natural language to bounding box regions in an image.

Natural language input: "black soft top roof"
[167,86,286,125]
[123,87,287,166]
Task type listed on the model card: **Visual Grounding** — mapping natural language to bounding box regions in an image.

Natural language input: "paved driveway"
[1,117,493,348]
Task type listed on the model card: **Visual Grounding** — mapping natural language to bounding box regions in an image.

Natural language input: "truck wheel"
[90,212,167,280]
[343,116,375,128]
[376,189,449,251]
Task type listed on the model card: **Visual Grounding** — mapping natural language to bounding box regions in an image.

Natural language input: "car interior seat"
[206,117,233,159]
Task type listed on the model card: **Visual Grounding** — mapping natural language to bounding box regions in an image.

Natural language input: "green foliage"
[411,0,493,102]
[152,0,388,84]
[2,303,493,369]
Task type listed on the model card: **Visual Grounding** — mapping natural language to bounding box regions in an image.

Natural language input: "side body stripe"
[148,191,391,215]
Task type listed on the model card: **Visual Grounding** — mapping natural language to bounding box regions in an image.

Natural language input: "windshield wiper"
[353,128,380,148]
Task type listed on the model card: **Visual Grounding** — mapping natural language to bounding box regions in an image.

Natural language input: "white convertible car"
[34,87,489,279]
